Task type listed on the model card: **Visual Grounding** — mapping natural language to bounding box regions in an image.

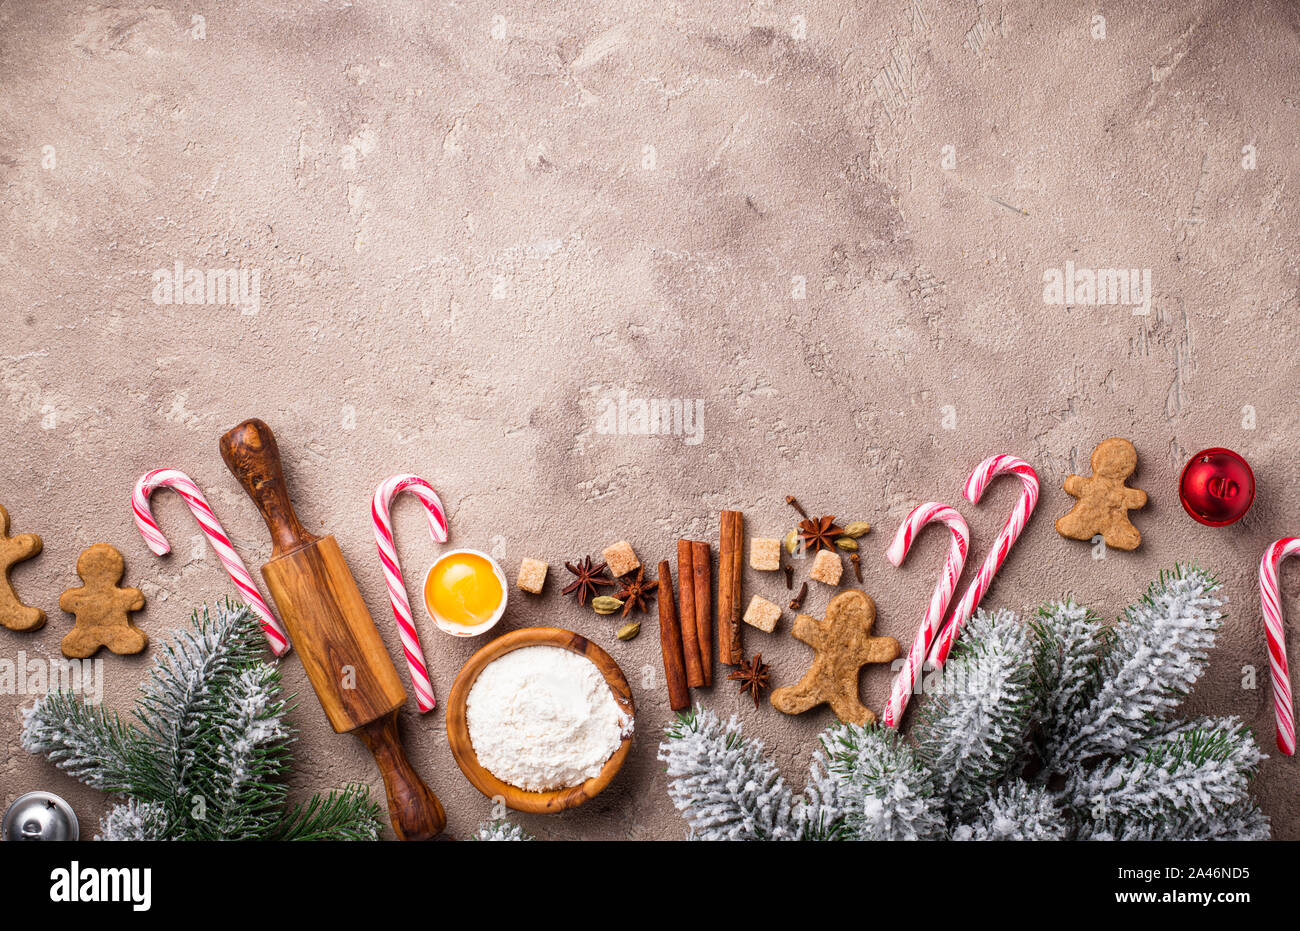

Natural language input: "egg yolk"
[425,553,502,626]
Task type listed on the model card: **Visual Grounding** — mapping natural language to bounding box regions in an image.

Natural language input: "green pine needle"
[272,785,383,841]
[21,601,383,842]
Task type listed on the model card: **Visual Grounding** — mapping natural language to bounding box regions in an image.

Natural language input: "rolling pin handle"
[218,418,318,557]
[356,712,447,840]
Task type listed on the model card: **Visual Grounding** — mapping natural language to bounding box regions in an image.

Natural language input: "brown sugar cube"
[742,595,781,634]
[516,558,548,594]
[809,549,843,586]
[602,540,641,578]
[749,537,781,572]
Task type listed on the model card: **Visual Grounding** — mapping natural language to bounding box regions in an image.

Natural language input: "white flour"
[467,645,633,791]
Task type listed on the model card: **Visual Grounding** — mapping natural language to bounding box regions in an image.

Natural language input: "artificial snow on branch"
[1044,567,1226,773]
[951,781,1067,841]
[22,601,383,841]
[650,565,1269,841]
[912,609,1037,818]
[818,722,943,840]
[660,708,801,840]
[472,820,533,841]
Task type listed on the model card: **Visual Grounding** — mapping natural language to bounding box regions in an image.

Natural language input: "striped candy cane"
[373,475,449,714]
[882,503,970,727]
[929,455,1039,669]
[132,468,290,656]
[1260,537,1300,756]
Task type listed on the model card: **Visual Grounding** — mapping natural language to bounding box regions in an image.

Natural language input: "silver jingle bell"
[2,791,80,841]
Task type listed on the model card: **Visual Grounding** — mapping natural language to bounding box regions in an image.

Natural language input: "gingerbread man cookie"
[770,589,901,726]
[59,543,147,658]
[1056,437,1148,551]
[0,504,45,632]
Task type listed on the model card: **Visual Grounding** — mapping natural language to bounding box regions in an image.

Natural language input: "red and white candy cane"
[132,468,290,656]
[372,474,449,714]
[1260,537,1300,756]
[929,455,1039,669]
[882,502,970,727]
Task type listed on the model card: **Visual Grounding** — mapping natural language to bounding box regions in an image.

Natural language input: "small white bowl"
[422,548,508,637]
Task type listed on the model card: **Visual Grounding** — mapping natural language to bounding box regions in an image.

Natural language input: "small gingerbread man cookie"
[0,504,45,632]
[1056,437,1148,551]
[770,589,900,726]
[59,543,147,658]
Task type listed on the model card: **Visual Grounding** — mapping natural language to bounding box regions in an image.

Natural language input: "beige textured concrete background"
[2,0,1298,840]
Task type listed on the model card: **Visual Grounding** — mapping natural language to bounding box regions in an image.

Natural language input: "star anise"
[613,566,658,617]
[729,654,772,708]
[798,515,844,553]
[562,556,615,605]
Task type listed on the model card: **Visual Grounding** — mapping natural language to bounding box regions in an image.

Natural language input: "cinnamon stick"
[718,510,744,665]
[677,541,705,687]
[657,561,690,711]
[691,540,713,686]
[730,513,744,663]
[717,512,733,664]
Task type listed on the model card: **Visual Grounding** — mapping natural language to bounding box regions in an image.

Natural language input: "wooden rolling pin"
[220,418,445,841]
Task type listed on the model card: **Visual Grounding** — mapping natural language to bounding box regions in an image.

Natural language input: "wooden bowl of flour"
[445,626,635,814]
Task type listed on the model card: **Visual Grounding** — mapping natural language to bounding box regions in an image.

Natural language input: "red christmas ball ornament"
[1179,448,1256,526]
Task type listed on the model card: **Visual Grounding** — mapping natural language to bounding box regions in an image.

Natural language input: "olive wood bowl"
[445,626,635,813]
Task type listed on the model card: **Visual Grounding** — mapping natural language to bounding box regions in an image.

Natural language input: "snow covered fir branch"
[21,601,383,841]
[653,565,1269,841]
[472,820,534,841]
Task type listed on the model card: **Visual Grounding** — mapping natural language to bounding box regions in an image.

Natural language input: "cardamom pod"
[834,537,859,552]
[843,521,871,538]
[616,621,641,641]
[592,596,624,615]
[783,529,800,554]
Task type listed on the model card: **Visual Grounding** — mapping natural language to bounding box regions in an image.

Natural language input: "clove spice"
[789,581,807,611]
